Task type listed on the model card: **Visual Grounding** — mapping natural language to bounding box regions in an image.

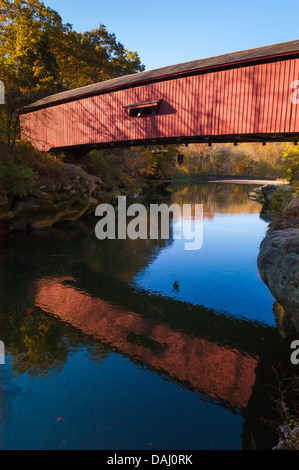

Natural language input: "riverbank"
[209,179,288,185]
[172,174,284,184]
[0,161,113,232]
[0,143,159,233]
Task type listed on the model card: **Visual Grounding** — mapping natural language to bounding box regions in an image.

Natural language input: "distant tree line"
[177,143,299,183]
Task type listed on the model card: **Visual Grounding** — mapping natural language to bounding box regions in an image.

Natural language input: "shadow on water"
[0,183,297,449]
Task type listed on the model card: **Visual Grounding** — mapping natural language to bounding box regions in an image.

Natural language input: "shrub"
[270,188,294,214]
[14,140,69,183]
[0,162,36,197]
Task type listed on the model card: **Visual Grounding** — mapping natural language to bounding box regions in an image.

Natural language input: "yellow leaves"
[181,166,189,174]
[140,167,156,176]
[1,0,145,94]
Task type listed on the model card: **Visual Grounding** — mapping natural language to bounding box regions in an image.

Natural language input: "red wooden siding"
[20,58,299,152]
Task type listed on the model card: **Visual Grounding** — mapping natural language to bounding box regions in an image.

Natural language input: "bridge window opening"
[130,107,157,117]
[123,99,162,117]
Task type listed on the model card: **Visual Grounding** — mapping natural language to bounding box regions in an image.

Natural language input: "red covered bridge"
[19,40,299,152]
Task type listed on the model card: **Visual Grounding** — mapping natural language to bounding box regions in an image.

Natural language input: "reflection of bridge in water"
[36,275,277,412]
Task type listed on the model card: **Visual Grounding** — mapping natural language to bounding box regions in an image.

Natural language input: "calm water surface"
[0,183,297,449]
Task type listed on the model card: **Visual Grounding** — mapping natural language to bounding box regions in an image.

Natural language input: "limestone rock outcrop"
[257,228,299,329]
[0,163,108,232]
[257,188,299,330]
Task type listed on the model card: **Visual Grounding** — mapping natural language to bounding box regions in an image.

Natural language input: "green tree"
[281,145,299,182]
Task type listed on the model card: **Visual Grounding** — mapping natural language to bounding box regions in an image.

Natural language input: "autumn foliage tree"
[176,142,299,181]
[0,0,144,154]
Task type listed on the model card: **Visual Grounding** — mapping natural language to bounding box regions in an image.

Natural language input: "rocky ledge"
[0,163,109,232]
[254,185,299,329]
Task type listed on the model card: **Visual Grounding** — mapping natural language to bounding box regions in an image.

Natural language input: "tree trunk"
[10,113,19,162]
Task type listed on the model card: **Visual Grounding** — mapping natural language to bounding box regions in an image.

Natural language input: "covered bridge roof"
[20,39,299,113]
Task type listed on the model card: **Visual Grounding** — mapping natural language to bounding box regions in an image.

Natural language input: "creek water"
[0,183,297,449]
